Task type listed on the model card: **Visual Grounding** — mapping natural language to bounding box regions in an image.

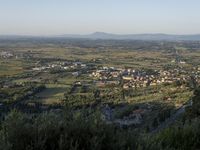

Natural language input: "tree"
[152,118,158,128]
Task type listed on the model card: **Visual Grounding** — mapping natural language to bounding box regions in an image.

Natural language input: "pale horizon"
[1,0,200,35]
[2,32,200,37]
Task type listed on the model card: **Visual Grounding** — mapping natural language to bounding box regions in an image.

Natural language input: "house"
[123,84,130,89]
[72,72,80,77]
[122,76,134,80]
[63,66,69,70]
[95,81,106,87]
[74,81,82,86]
[180,61,186,64]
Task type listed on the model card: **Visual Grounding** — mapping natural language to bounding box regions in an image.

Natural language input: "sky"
[0,0,200,35]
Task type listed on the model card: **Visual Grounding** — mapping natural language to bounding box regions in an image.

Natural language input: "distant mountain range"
[1,32,200,41]
[60,32,200,41]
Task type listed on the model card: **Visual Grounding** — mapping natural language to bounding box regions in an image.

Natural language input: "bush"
[0,109,138,150]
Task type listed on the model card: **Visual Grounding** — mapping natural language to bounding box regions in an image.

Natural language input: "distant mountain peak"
[91,32,112,36]
[92,32,107,35]
[57,32,200,41]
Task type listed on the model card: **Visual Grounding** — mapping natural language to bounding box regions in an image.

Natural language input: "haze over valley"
[1,1,200,150]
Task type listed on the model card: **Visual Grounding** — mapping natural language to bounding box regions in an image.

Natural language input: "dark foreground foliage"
[0,109,138,150]
[1,111,200,150]
[1,87,200,150]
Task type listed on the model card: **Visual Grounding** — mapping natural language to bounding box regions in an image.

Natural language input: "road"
[151,100,192,134]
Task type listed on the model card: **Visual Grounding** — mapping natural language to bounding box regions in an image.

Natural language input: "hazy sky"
[0,0,200,35]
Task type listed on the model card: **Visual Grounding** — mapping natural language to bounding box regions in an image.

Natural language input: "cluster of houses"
[32,61,87,73]
[90,66,199,89]
[102,104,152,127]
[122,69,191,89]
[171,59,186,64]
[0,51,32,59]
[31,59,200,89]
[0,51,14,58]
[0,81,17,88]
